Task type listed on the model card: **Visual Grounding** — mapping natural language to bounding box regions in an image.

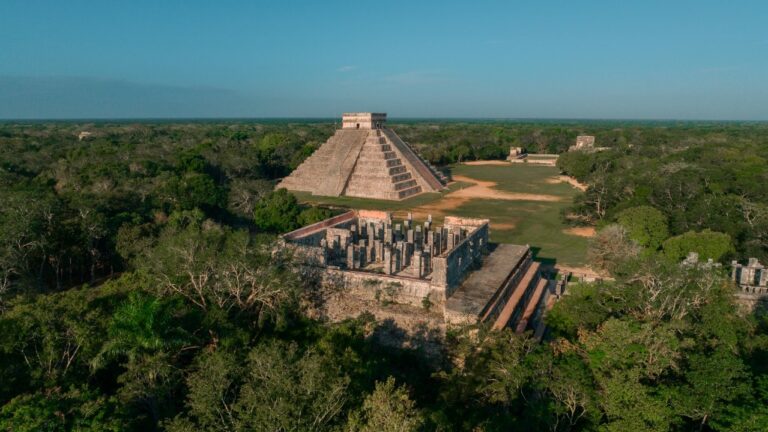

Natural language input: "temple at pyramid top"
[342,112,387,129]
[277,112,447,200]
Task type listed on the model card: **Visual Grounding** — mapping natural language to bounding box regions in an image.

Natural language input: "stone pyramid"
[277,113,447,200]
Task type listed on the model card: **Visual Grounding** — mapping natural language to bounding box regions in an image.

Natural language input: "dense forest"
[555,123,768,263]
[1,121,768,431]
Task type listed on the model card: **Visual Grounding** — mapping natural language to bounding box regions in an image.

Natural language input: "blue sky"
[1,0,767,119]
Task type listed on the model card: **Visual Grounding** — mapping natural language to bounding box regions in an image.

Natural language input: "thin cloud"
[337,65,357,72]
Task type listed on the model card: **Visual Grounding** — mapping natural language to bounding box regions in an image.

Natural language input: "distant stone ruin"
[568,135,609,153]
[278,113,447,200]
[572,135,595,150]
[732,258,768,311]
[281,209,557,335]
[506,146,525,160]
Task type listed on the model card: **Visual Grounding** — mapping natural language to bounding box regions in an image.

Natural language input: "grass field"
[295,163,589,267]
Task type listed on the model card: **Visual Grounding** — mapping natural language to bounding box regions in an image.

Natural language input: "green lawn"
[296,163,589,267]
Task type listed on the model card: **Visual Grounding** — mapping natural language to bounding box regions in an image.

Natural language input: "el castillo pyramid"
[277,113,447,200]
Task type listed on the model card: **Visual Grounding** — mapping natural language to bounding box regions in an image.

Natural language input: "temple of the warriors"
[281,209,556,333]
[277,113,447,200]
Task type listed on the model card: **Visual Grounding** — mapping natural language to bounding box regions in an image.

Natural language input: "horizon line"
[1,116,767,124]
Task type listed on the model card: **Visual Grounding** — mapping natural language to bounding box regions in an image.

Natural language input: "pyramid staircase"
[343,130,423,200]
[381,129,449,188]
[397,137,450,185]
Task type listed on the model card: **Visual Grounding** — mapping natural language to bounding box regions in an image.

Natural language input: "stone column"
[383,246,393,275]
[358,246,367,268]
[320,239,328,265]
[414,250,424,278]
[415,225,423,249]
[404,242,413,267]
[446,228,455,251]
[346,245,355,269]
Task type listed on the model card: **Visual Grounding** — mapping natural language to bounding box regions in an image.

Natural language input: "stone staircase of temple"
[343,130,423,200]
[398,138,450,185]
[490,261,549,331]
[382,129,449,188]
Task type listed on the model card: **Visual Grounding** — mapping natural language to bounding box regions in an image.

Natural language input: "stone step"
[354,158,403,169]
[514,278,548,333]
[533,294,557,341]
[393,179,417,191]
[390,172,413,183]
[348,173,400,183]
[357,151,397,161]
[491,262,541,330]
[365,137,386,145]
[397,185,422,199]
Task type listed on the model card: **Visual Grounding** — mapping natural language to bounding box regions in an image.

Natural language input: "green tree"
[661,229,735,263]
[346,377,424,432]
[0,387,122,432]
[91,291,190,370]
[167,341,350,432]
[298,206,332,227]
[616,205,669,252]
[253,188,301,233]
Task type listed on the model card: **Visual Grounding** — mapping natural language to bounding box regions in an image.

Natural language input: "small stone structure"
[277,113,447,200]
[569,135,610,153]
[342,112,387,130]
[281,210,554,331]
[733,258,768,291]
[507,146,525,160]
[682,252,721,269]
[729,258,768,311]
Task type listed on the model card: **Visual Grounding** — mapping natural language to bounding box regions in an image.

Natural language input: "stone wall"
[324,268,440,309]
[342,112,387,130]
[431,221,489,297]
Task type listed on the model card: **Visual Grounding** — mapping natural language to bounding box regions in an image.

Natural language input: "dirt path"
[449,175,562,202]
[563,226,596,237]
[393,174,561,220]
[462,160,510,166]
[546,175,588,191]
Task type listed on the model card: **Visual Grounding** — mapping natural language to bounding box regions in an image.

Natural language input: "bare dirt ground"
[449,175,562,202]
[546,175,588,191]
[462,160,511,166]
[563,226,596,237]
[394,175,561,220]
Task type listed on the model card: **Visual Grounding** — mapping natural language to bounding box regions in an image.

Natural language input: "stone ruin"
[506,146,525,160]
[281,209,557,334]
[569,135,610,153]
[277,113,447,200]
[732,258,768,293]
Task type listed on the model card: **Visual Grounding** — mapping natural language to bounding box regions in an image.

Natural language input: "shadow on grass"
[530,246,557,267]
